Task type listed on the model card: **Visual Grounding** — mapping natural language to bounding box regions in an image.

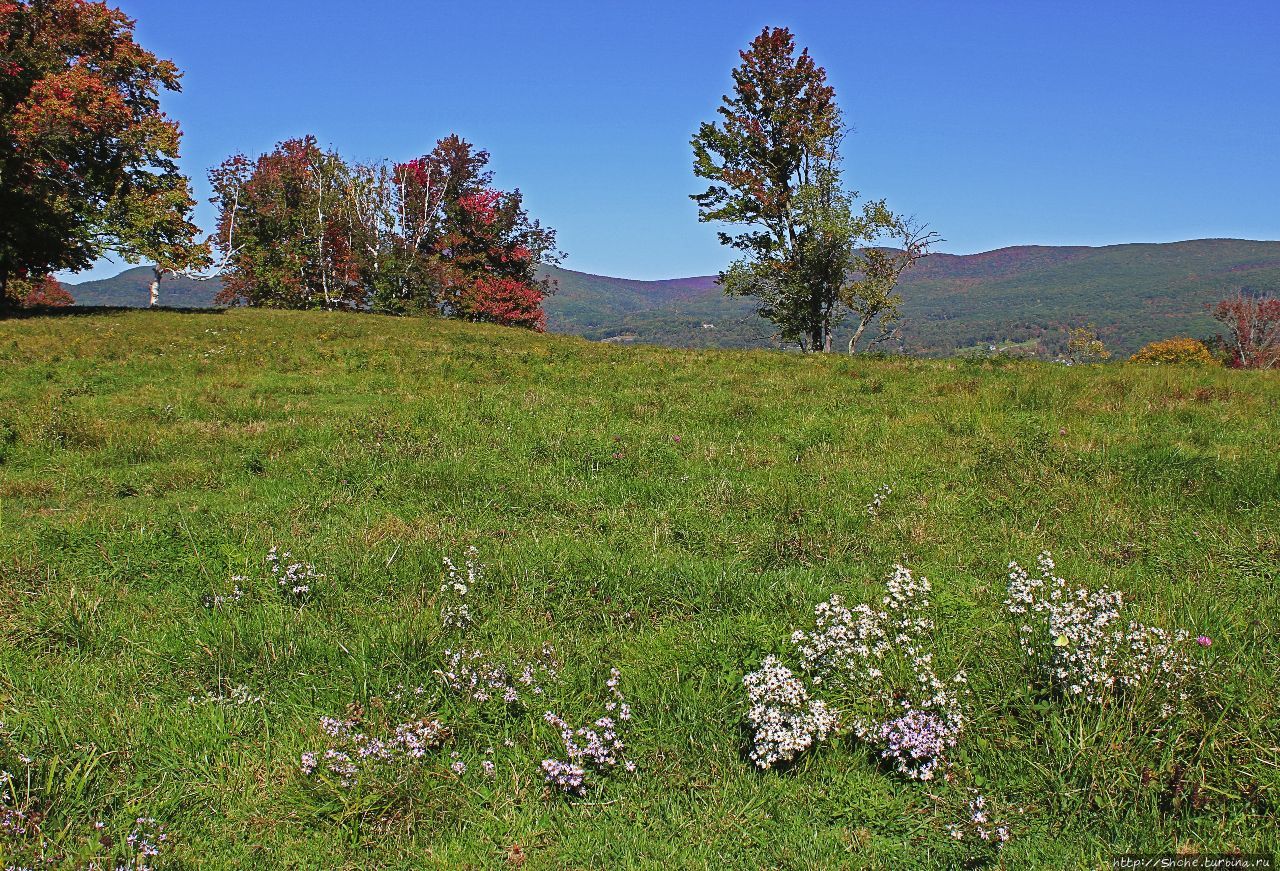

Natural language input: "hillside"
[0,309,1276,867]
[541,239,1280,356]
[61,238,1280,357]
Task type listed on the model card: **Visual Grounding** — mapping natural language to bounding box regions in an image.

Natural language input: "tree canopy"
[692,26,931,352]
[0,0,201,314]
[210,135,561,330]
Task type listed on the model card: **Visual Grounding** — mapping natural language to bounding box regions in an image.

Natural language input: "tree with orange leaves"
[0,0,201,315]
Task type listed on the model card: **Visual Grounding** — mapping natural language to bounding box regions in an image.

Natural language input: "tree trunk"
[848,320,867,354]
[0,266,13,318]
[808,293,823,352]
[149,266,162,308]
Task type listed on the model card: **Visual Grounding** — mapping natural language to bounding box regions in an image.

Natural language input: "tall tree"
[0,0,199,315]
[692,27,928,351]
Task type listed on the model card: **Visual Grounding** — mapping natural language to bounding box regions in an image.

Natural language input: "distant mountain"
[65,266,222,308]
[63,239,1280,357]
[541,239,1280,356]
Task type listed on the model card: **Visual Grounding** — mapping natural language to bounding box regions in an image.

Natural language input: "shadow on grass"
[3,304,227,319]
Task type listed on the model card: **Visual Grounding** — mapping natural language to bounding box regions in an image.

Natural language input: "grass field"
[1,308,1277,869]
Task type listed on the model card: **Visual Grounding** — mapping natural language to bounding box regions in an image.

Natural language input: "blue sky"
[67,0,1280,281]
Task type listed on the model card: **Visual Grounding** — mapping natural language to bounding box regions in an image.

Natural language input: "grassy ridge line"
[63,238,1280,358]
[0,309,1277,868]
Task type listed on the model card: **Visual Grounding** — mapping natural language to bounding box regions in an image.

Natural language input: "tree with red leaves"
[210,137,363,310]
[0,0,200,315]
[1211,292,1280,369]
[3,273,72,308]
[211,134,560,329]
[423,136,560,328]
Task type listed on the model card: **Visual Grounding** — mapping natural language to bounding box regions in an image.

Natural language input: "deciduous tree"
[1211,292,1280,369]
[210,137,362,310]
[1066,324,1111,364]
[0,0,198,315]
[691,27,928,351]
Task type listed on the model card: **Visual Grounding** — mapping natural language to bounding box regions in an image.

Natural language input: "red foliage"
[3,273,73,308]
[22,274,73,307]
[1211,293,1280,369]
[458,190,501,225]
[458,275,547,331]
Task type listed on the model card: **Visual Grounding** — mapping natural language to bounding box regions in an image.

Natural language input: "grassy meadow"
[0,308,1277,868]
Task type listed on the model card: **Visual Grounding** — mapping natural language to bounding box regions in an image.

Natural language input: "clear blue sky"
[67,0,1280,281]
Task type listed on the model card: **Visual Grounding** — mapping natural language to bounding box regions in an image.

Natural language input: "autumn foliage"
[1210,293,1280,370]
[2,274,73,308]
[209,137,360,310]
[0,0,196,313]
[1128,337,1217,366]
[210,135,560,329]
[691,27,925,352]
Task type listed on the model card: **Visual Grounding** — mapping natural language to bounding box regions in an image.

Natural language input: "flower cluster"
[541,668,636,796]
[946,791,1011,849]
[439,547,481,630]
[1005,552,1199,706]
[267,547,322,603]
[878,709,959,782]
[126,817,168,864]
[438,644,558,707]
[743,655,839,770]
[784,566,967,780]
[200,584,243,610]
[300,713,451,787]
[0,726,36,849]
[1,800,31,839]
[866,484,893,519]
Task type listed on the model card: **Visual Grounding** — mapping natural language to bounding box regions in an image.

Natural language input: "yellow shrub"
[1129,337,1218,365]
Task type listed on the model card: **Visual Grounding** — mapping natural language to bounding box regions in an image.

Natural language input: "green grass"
[0,308,1277,869]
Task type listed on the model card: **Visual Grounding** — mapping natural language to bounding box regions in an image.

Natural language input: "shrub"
[1210,292,1280,369]
[1129,337,1218,365]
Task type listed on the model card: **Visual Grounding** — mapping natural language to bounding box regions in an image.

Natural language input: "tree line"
[0,0,561,329]
[206,135,561,328]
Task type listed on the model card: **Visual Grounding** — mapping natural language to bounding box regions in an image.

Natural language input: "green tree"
[0,0,199,315]
[692,27,929,352]
[1066,324,1111,364]
[111,177,210,307]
